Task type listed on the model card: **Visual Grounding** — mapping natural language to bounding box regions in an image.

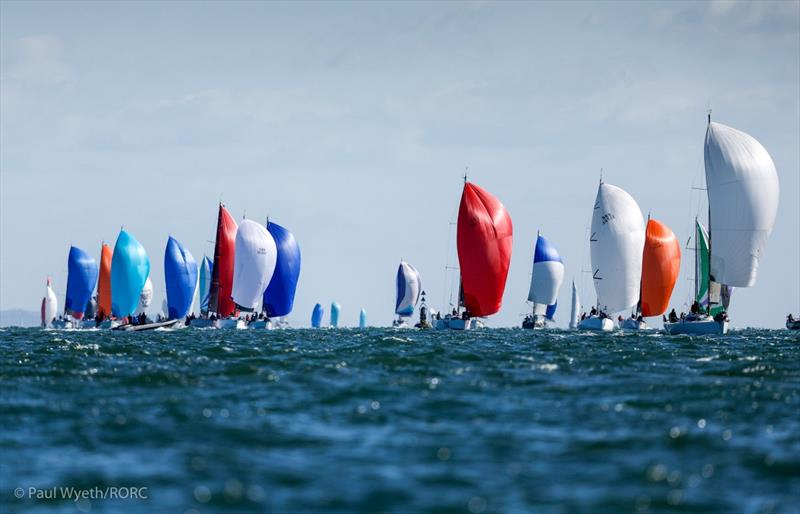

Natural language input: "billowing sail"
[330,302,341,328]
[640,219,681,317]
[41,278,58,327]
[311,303,324,328]
[65,246,98,319]
[136,277,153,315]
[569,280,580,329]
[262,222,301,317]
[395,261,422,316]
[545,302,557,322]
[208,205,238,316]
[85,297,96,319]
[359,308,367,328]
[111,230,150,317]
[164,236,199,319]
[97,244,112,318]
[457,182,513,317]
[589,182,645,313]
[705,121,779,287]
[199,256,213,314]
[528,234,564,315]
[232,219,277,312]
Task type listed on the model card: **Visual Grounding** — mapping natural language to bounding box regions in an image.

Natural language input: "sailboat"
[435,180,513,330]
[330,302,341,328]
[198,256,213,316]
[621,218,681,330]
[666,118,779,335]
[393,260,422,328]
[254,220,301,329]
[193,204,238,328]
[40,277,58,328]
[578,181,645,332]
[110,229,151,326]
[164,236,198,323]
[522,233,564,329]
[65,246,99,328]
[569,280,580,329]
[97,243,113,323]
[224,219,277,329]
[311,303,324,328]
[359,308,367,329]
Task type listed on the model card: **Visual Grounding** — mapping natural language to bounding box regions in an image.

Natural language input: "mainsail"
[231,219,277,312]
[569,280,580,329]
[164,236,199,319]
[262,221,301,317]
[199,256,213,314]
[528,234,564,316]
[65,246,98,319]
[136,277,154,315]
[694,220,730,316]
[705,121,779,287]
[208,204,238,317]
[311,303,324,328]
[395,261,422,317]
[640,218,681,317]
[589,182,645,313]
[110,230,150,318]
[456,182,513,317]
[97,243,112,318]
[41,277,58,327]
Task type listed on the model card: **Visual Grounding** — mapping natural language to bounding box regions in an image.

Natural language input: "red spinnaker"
[641,218,681,317]
[209,204,238,317]
[97,244,112,318]
[456,182,513,317]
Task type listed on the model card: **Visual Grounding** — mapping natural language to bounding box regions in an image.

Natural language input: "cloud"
[5,35,71,85]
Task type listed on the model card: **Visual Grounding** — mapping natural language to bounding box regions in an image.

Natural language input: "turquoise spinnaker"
[199,256,213,314]
[111,230,150,317]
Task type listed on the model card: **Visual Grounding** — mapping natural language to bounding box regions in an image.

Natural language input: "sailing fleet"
[40,118,789,332]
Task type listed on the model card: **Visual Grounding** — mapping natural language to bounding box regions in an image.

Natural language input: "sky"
[1,0,798,328]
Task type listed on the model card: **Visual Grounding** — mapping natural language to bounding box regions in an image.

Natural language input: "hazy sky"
[1,0,798,328]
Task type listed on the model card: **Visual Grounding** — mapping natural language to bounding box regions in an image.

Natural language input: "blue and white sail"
[111,230,150,317]
[330,302,341,328]
[545,301,557,322]
[395,261,422,317]
[528,234,565,316]
[198,256,213,314]
[359,308,367,328]
[232,219,277,312]
[311,303,324,328]
[65,246,98,319]
[262,221,301,317]
[164,236,199,320]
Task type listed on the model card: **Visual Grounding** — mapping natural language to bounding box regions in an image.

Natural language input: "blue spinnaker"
[262,222,301,317]
[199,256,213,313]
[111,230,150,317]
[164,236,198,319]
[65,246,98,319]
[311,303,324,328]
[359,308,367,328]
[545,301,557,321]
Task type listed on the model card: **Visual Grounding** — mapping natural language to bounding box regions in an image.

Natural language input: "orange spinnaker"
[641,219,681,317]
[97,243,112,318]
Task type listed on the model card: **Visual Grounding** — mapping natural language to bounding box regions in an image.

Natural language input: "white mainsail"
[589,182,645,313]
[232,219,277,311]
[569,280,580,329]
[136,277,153,315]
[705,121,779,287]
[42,278,58,326]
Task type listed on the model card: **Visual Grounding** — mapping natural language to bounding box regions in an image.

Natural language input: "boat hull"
[787,320,800,330]
[51,320,73,330]
[433,317,482,330]
[577,316,614,332]
[113,319,179,332]
[98,320,121,330]
[249,320,274,330]
[664,318,728,335]
[190,318,218,329]
[218,318,247,330]
[621,318,648,331]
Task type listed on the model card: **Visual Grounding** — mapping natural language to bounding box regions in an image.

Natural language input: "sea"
[1,327,798,514]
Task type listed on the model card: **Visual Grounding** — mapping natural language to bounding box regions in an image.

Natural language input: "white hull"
[621,318,649,331]
[664,318,728,335]
[577,316,615,332]
[190,318,218,329]
[433,317,483,330]
[249,319,274,330]
[51,319,73,330]
[392,318,409,329]
[218,318,247,330]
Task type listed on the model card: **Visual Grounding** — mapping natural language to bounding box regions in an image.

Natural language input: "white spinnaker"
[232,219,277,311]
[44,280,58,324]
[705,121,779,287]
[529,261,564,313]
[569,280,580,329]
[136,277,153,315]
[396,261,422,316]
[589,182,645,313]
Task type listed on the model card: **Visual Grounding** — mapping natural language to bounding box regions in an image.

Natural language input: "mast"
[706,111,717,313]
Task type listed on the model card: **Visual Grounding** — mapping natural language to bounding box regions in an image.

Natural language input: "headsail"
[569,280,580,329]
[65,246,98,320]
[695,220,711,308]
[110,230,150,318]
[705,121,779,287]
[262,221,301,317]
[395,261,422,317]
[164,236,199,319]
[97,243,112,318]
[457,182,513,317]
[528,234,564,315]
[640,219,681,317]
[311,303,324,328]
[198,257,213,314]
[589,182,645,313]
[208,205,238,316]
[232,219,277,312]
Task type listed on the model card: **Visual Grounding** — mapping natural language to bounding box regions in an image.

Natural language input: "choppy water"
[1,327,798,514]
